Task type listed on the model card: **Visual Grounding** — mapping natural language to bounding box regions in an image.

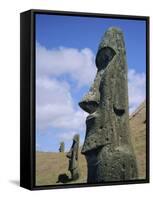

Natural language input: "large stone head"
[79,27,131,154]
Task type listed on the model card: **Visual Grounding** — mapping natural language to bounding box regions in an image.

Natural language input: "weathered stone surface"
[66,134,80,180]
[59,142,65,152]
[79,27,138,183]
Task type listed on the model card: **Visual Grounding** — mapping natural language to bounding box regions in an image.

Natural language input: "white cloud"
[36,42,96,87]
[57,131,77,142]
[128,69,146,113]
[36,42,92,136]
[36,77,87,132]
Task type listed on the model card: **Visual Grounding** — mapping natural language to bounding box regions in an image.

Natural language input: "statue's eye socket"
[96,47,116,71]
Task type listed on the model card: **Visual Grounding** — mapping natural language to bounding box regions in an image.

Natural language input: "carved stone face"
[79,27,130,154]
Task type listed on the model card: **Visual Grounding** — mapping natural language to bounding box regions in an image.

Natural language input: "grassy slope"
[130,101,146,179]
[36,101,146,186]
[36,151,87,186]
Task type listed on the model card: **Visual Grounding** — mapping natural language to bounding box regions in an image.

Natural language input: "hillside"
[130,101,146,179]
[36,151,87,186]
[36,101,146,186]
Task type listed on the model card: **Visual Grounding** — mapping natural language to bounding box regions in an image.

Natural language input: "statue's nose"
[79,71,101,114]
[79,89,100,114]
[79,99,99,114]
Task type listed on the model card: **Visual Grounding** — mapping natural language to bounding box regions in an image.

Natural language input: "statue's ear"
[113,65,127,115]
[95,47,116,71]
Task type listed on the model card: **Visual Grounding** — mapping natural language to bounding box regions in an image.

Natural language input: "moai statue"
[79,27,138,183]
[59,142,65,152]
[66,134,80,180]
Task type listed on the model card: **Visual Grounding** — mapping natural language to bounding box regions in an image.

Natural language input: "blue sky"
[36,13,146,152]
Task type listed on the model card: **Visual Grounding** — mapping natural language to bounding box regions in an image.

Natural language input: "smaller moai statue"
[59,142,65,152]
[66,134,80,180]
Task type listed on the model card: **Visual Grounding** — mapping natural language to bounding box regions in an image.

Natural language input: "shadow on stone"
[56,174,71,183]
